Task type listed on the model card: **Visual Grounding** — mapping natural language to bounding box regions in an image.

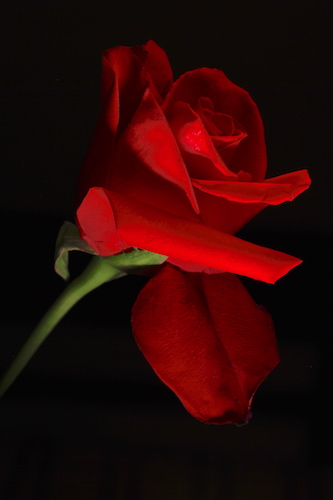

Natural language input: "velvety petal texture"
[77,187,302,284]
[75,41,311,424]
[132,264,280,424]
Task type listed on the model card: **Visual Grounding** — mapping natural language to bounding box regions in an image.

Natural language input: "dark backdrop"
[1,1,332,498]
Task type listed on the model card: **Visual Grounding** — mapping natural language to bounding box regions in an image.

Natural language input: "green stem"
[0,256,124,398]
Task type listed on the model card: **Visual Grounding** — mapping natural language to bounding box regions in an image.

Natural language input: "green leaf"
[54,221,97,280]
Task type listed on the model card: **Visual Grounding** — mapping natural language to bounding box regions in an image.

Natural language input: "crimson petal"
[125,88,199,213]
[141,40,174,100]
[192,169,311,204]
[163,68,267,181]
[76,187,302,284]
[132,264,280,424]
[168,101,238,180]
[102,45,147,134]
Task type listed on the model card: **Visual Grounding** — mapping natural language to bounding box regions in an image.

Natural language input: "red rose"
[76,40,311,424]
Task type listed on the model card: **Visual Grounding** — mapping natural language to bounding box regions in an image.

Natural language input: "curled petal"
[195,102,248,164]
[76,187,130,256]
[102,45,147,134]
[132,265,280,424]
[192,169,311,205]
[141,40,174,100]
[102,41,173,130]
[168,101,238,179]
[76,187,303,284]
[163,68,267,180]
[125,88,199,213]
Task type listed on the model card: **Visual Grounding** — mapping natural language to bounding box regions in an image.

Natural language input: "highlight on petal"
[192,169,312,205]
[79,188,303,283]
[132,264,280,424]
[168,101,238,180]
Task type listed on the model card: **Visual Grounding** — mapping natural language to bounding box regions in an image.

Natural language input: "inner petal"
[195,101,248,165]
[168,101,238,180]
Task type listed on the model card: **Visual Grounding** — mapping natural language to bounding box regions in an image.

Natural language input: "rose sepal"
[55,221,98,280]
[55,220,167,280]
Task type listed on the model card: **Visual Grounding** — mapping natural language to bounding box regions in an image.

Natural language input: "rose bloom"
[76,41,311,424]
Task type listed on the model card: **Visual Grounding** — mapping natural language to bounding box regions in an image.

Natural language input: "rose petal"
[100,62,119,137]
[124,87,199,213]
[76,46,142,205]
[193,191,267,234]
[132,264,280,424]
[76,187,303,283]
[192,169,311,204]
[195,103,249,164]
[168,101,238,179]
[101,41,173,131]
[141,40,174,100]
[163,68,267,180]
[76,187,130,256]
[165,257,227,274]
[110,137,201,223]
[102,45,147,134]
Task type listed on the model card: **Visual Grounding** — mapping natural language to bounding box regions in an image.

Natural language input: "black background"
[1,1,332,498]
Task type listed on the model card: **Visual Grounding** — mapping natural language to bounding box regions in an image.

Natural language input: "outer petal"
[163,68,267,181]
[76,41,174,208]
[102,41,173,130]
[192,169,311,204]
[76,187,302,284]
[76,187,129,256]
[141,40,174,100]
[132,265,280,424]
[76,68,119,206]
[102,45,147,134]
